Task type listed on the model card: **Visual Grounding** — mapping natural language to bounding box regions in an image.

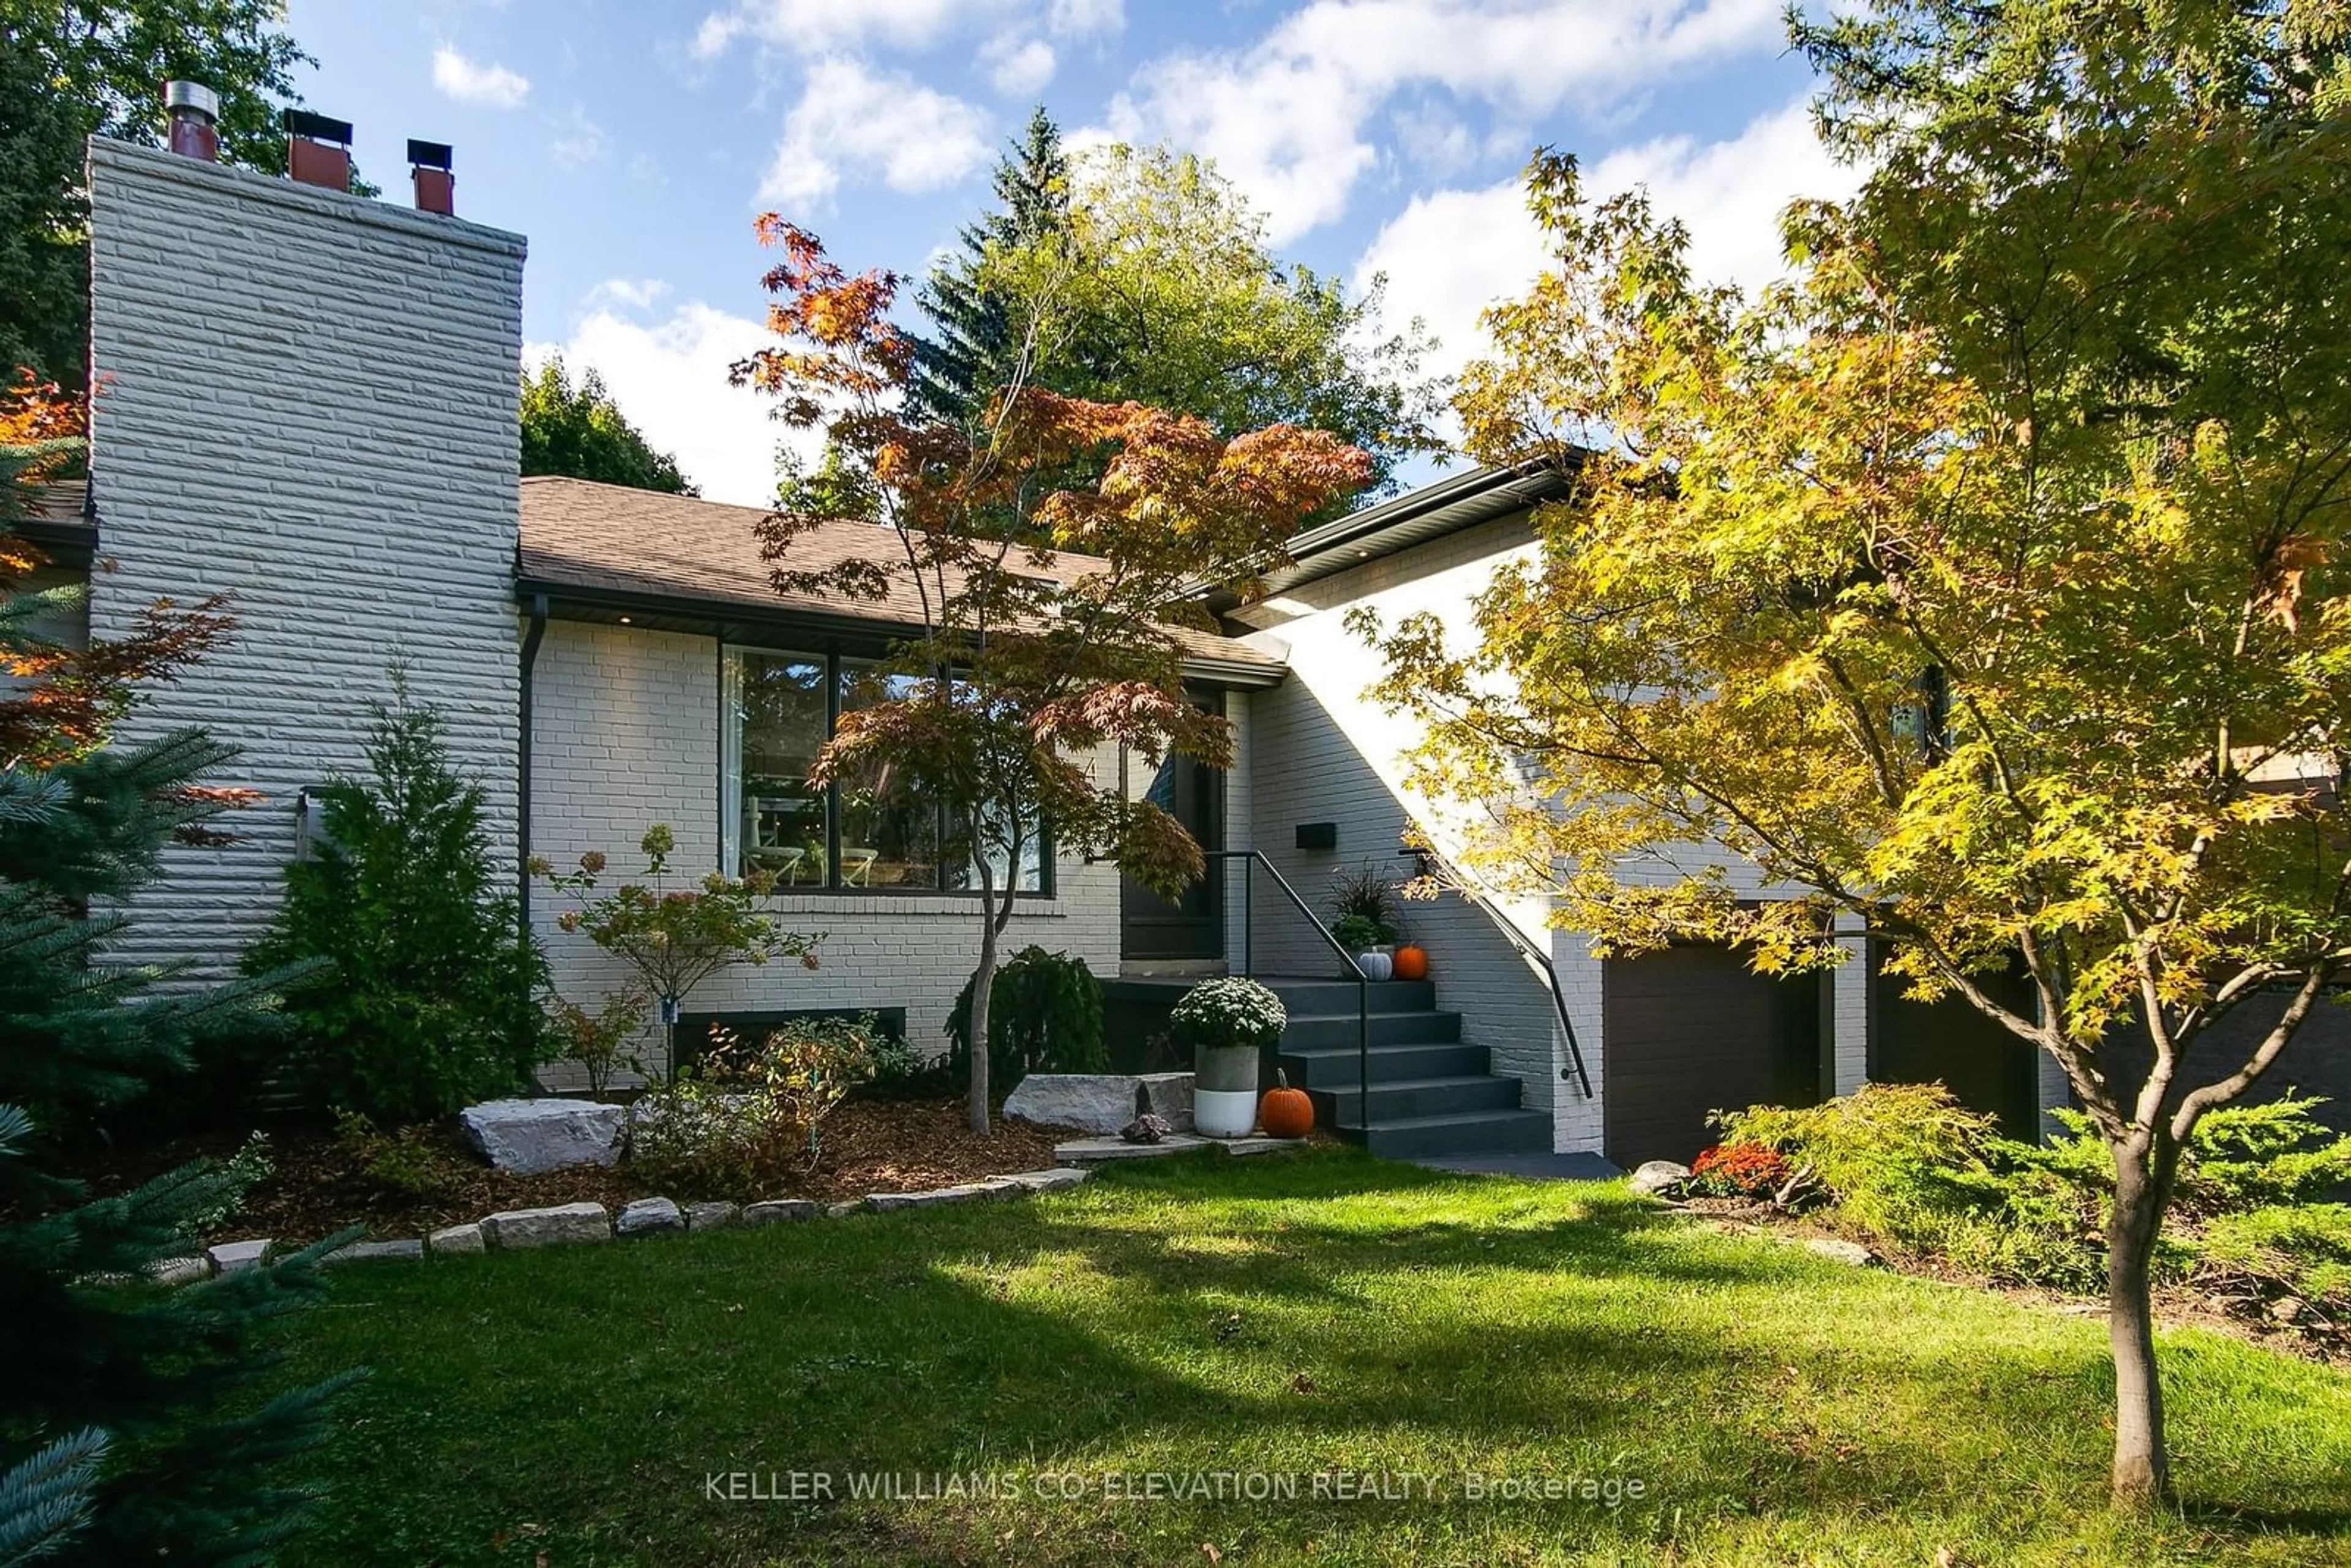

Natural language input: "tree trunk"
[967,901,998,1137]
[2107,1141,2171,1507]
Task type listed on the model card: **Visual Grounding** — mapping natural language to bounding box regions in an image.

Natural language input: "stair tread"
[1314,1074,1520,1095]
[1355,1109,1550,1130]
[1284,1009,1455,1021]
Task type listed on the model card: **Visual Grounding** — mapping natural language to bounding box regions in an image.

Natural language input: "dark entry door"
[1602,944,1823,1168]
[1119,729,1224,963]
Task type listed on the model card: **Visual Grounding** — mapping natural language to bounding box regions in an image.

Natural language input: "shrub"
[632,1016,889,1190]
[1717,1082,2006,1241]
[538,823,821,1036]
[332,1111,462,1202]
[2197,1203,2351,1313]
[250,680,550,1125]
[946,947,1104,1094]
[1168,977,1288,1054]
[544,987,650,1101]
[179,1131,274,1237]
[1689,1142,1793,1199]
[856,1031,953,1101]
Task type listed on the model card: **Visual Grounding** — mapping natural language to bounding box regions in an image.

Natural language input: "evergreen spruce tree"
[247,677,548,1125]
[0,389,358,1565]
[907,105,1070,428]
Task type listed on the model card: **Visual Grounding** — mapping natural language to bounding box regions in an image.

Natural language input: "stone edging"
[161,1167,1093,1280]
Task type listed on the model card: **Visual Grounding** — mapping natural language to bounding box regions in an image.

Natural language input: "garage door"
[1602,945,1823,1168]
[1869,947,2041,1139]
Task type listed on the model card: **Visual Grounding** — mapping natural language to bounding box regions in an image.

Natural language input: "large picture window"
[722,647,1049,895]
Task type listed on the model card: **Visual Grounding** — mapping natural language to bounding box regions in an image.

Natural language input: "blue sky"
[283,1,1848,504]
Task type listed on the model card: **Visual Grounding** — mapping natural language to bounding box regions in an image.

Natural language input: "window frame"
[720,642,1055,899]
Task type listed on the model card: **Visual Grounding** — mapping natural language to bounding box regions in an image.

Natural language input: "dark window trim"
[724,641,1054,901]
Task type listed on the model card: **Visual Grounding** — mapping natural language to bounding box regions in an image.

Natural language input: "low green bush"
[631,1015,890,1191]
[2197,1202,2351,1312]
[1717,1082,2007,1240]
[1723,1083,2351,1301]
[946,947,1105,1095]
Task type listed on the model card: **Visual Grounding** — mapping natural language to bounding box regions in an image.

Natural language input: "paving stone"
[427,1223,486,1256]
[1001,1167,1091,1192]
[323,1239,425,1266]
[207,1238,272,1274]
[617,1197,684,1237]
[481,1202,610,1250]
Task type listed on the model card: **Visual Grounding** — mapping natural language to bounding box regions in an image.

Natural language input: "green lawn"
[286,1147,2351,1566]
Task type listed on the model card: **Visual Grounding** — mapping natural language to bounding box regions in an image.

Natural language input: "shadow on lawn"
[293,1147,2351,1567]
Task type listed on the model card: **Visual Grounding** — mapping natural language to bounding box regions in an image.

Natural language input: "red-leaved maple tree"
[1,371,235,776]
[733,223,1370,1133]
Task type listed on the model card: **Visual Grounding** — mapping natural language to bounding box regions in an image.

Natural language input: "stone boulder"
[459,1098,625,1176]
[208,1238,272,1275]
[744,1199,820,1225]
[683,1201,740,1231]
[1003,1073,1194,1135]
[1801,1237,1878,1267]
[1627,1160,1693,1198]
[481,1202,611,1249]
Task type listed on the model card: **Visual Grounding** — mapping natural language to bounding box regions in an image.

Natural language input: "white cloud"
[1586,96,1855,301]
[1101,0,1780,242]
[431,45,531,110]
[760,58,992,207]
[980,36,1057,96]
[692,0,1116,59]
[530,299,820,508]
[584,277,672,310]
[549,103,610,168]
[1357,96,1857,400]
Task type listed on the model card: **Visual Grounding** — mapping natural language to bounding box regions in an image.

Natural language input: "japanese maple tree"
[734,222,1368,1133]
[1355,0,2351,1506]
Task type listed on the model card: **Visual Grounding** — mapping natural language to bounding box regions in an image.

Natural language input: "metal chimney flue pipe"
[163,81,219,162]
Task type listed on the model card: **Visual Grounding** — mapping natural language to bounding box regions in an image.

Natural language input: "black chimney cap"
[283,108,353,144]
[407,139,453,171]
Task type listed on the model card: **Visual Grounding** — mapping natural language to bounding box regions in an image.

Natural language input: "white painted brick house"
[46,128,2087,1167]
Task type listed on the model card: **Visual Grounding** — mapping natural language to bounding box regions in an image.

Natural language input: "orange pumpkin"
[1392,943,1428,981]
[1259,1070,1314,1139]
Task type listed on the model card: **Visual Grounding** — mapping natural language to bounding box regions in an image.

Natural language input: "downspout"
[517,591,549,936]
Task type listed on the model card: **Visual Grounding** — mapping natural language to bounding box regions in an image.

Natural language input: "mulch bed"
[66,1100,1084,1248]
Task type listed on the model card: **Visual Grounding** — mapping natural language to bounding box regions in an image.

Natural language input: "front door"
[1119,707,1225,964]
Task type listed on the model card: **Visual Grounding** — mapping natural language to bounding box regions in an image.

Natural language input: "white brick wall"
[1231,512,1870,1155]
[1233,516,1574,1136]
[528,620,1125,1086]
[84,138,525,981]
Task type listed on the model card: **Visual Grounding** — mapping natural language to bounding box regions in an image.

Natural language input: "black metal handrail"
[1210,850,1371,1141]
[1407,845,1594,1100]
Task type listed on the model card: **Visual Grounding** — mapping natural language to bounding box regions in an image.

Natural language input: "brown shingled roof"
[518,475,1281,672]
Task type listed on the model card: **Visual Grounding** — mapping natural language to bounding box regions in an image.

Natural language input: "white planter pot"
[1355,949,1395,982]
[1193,1042,1262,1137]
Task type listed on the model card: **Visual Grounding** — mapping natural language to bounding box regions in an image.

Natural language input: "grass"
[285,1147,2351,1566]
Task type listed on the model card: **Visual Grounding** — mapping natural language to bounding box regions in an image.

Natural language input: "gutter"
[517,590,548,934]
[512,576,1288,689]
